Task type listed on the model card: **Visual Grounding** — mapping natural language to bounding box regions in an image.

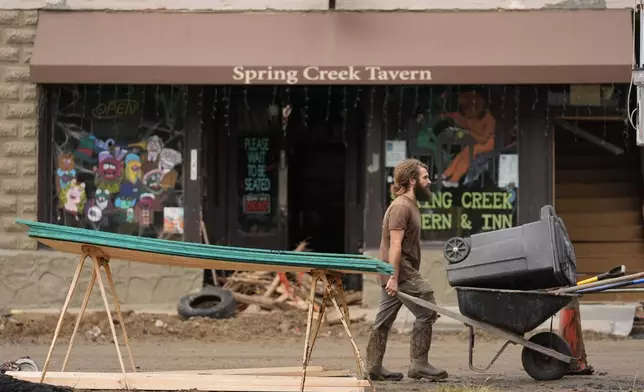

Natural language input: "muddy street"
[1,312,643,392]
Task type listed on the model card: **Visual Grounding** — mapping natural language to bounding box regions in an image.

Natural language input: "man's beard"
[414,181,431,201]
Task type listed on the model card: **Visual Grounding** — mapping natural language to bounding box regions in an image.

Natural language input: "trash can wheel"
[521,332,573,381]
[443,237,470,264]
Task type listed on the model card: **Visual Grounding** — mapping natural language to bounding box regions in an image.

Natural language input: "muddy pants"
[372,271,438,331]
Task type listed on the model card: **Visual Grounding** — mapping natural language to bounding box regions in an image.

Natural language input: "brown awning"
[31,9,633,85]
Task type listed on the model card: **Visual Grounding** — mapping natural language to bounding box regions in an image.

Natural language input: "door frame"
[202,87,228,247]
[344,98,364,255]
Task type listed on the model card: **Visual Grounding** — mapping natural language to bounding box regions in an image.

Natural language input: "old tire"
[177,286,236,320]
[0,357,39,373]
[13,358,38,372]
[521,332,572,381]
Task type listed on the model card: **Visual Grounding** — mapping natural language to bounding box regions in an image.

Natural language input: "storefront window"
[385,86,519,241]
[50,84,186,240]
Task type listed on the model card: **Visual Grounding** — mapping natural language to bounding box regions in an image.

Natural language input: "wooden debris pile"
[222,241,365,324]
[223,270,363,313]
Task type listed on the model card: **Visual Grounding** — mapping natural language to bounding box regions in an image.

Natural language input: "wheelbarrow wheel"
[443,237,470,264]
[521,332,572,381]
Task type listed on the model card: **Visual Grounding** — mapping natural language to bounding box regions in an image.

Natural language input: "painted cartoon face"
[60,179,86,214]
[95,187,111,209]
[68,184,83,204]
[125,153,142,183]
[115,198,137,210]
[139,193,155,209]
[128,161,141,176]
[143,169,164,195]
[158,148,182,172]
[458,91,486,119]
[146,136,163,157]
[99,159,122,181]
[116,181,140,211]
[59,153,75,171]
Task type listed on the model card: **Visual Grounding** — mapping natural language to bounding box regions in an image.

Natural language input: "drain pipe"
[640,3,643,69]
[635,5,644,220]
[636,4,644,146]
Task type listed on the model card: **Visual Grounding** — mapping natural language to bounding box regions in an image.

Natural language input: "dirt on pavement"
[1,311,643,392]
[0,310,629,345]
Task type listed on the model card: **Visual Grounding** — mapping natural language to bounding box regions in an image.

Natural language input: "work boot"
[365,327,404,381]
[408,323,448,381]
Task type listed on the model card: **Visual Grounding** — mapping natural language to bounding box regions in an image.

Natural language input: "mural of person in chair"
[439,91,496,188]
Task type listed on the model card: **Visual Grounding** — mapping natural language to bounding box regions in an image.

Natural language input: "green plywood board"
[17,220,393,275]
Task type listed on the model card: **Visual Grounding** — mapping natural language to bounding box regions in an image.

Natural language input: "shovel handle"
[576,265,625,286]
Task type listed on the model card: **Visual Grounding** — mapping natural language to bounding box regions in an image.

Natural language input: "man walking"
[365,158,448,382]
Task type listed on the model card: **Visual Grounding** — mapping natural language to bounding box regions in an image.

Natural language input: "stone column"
[0,10,38,250]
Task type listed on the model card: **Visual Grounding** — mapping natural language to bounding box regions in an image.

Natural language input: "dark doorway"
[286,87,352,254]
[284,86,364,291]
[286,86,364,290]
[288,143,346,253]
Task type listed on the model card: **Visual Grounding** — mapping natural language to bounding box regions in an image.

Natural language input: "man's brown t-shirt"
[379,195,421,283]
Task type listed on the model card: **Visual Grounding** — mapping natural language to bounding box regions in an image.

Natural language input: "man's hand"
[385,276,398,296]
[386,229,404,297]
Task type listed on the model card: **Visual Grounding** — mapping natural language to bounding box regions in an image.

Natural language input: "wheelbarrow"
[398,287,579,381]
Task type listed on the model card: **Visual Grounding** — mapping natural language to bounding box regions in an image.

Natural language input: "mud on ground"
[0,311,631,345]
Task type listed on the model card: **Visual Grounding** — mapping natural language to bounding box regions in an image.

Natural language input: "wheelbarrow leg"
[466,325,513,373]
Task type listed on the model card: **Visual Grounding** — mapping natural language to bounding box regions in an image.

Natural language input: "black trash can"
[444,205,577,290]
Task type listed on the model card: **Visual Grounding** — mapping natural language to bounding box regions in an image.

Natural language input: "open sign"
[92,99,140,119]
[243,194,271,214]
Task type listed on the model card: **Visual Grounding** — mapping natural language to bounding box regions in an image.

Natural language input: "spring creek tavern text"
[232,66,433,85]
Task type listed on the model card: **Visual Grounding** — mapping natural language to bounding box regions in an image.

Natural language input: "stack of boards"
[6,366,370,391]
[16,219,393,275]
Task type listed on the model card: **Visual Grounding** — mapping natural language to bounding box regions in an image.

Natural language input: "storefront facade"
[0,3,636,308]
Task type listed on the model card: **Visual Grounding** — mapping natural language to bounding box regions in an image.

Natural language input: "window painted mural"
[384,86,519,241]
[51,85,185,239]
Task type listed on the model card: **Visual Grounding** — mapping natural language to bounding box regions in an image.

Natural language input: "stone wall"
[0,10,38,251]
[0,10,202,310]
[0,250,202,309]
